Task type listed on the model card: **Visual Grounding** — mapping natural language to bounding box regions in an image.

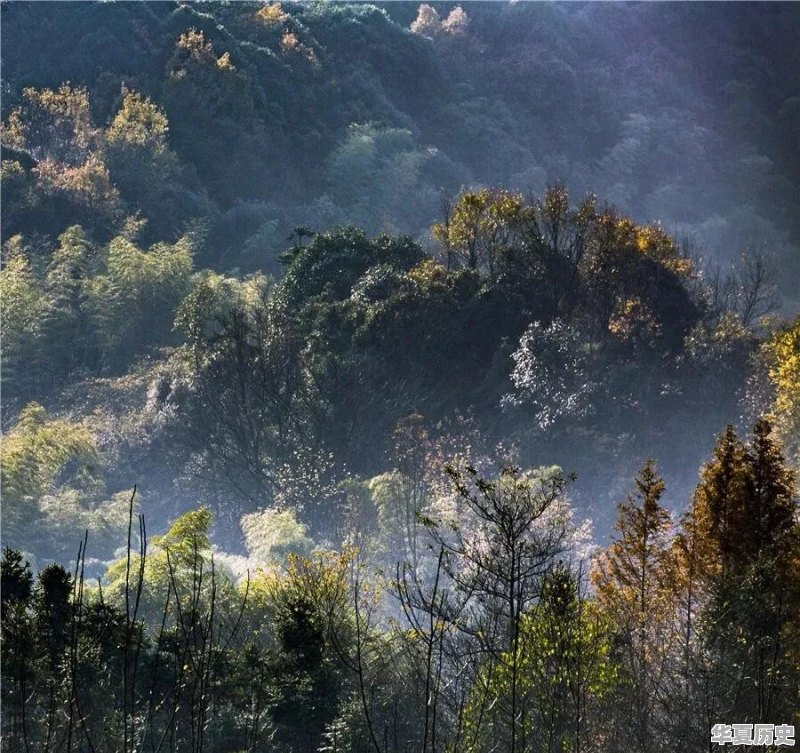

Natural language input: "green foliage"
[1,548,34,605]
[87,233,193,366]
[1,5,798,749]
[1,1,797,302]
[2,225,194,401]
[1,401,100,517]
[41,225,101,377]
[241,507,314,566]
[104,506,216,624]
[0,236,46,392]
[243,550,356,750]
[162,27,264,203]
[175,269,269,349]
[465,567,617,753]
[173,281,339,515]
[280,226,425,309]
[0,402,133,564]
[151,506,213,563]
[326,123,440,234]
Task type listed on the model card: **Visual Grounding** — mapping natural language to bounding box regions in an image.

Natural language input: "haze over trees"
[1,2,799,752]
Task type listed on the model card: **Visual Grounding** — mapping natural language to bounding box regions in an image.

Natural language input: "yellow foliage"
[615,217,637,242]
[107,90,169,148]
[408,258,447,286]
[635,223,694,275]
[250,548,358,621]
[542,184,570,220]
[174,28,235,71]
[34,155,119,205]
[216,51,235,70]
[434,188,533,274]
[1,110,28,151]
[608,296,662,342]
[5,84,98,164]
[255,3,288,25]
[763,318,800,468]
[1,159,26,182]
[177,28,211,56]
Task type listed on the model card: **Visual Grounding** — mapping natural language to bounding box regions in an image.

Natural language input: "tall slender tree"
[592,460,675,753]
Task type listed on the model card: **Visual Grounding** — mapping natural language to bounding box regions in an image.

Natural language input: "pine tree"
[680,422,799,728]
[682,425,751,580]
[592,460,675,753]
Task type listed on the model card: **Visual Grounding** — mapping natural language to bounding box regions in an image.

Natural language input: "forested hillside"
[3,2,799,284]
[1,3,799,752]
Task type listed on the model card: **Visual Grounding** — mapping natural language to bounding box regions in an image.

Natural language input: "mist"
[1,4,799,750]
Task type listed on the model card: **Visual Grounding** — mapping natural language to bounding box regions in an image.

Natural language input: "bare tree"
[706,248,779,326]
[733,248,780,326]
[424,463,572,753]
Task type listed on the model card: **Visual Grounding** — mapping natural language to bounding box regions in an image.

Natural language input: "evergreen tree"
[680,422,799,733]
[592,460,675,753]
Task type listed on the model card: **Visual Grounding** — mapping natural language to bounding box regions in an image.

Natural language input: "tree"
[430,462,572,753]
[411,4,470,38]
[0,402,106,562]
[708,248,779,327]
[505,318,595,430]
[442,6,470,35]
[253,550,355,751]
[175,287,335,517]
[578,211,698,350]
[163,27,263,203]
[761,317,800,471]
[410,4,442,36]
[41,225,100,378]
[1,548,34,605]
[4,84,98,165]
[3,85,122,238]
[105,89,196,237]
[679,422,799,732]
[432,188,536,280]
[175,270,268,354]
[241,506,314,566]
[280,226,424,309]
[326,123,437,235]
[468,566,617,753]
[104,507,216,622]
[86,232,194,370]
[592,461,675,753]
[0,236,46,396]
[0,549,35,751]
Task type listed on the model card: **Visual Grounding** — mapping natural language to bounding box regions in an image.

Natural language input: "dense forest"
[1,2,799,752]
